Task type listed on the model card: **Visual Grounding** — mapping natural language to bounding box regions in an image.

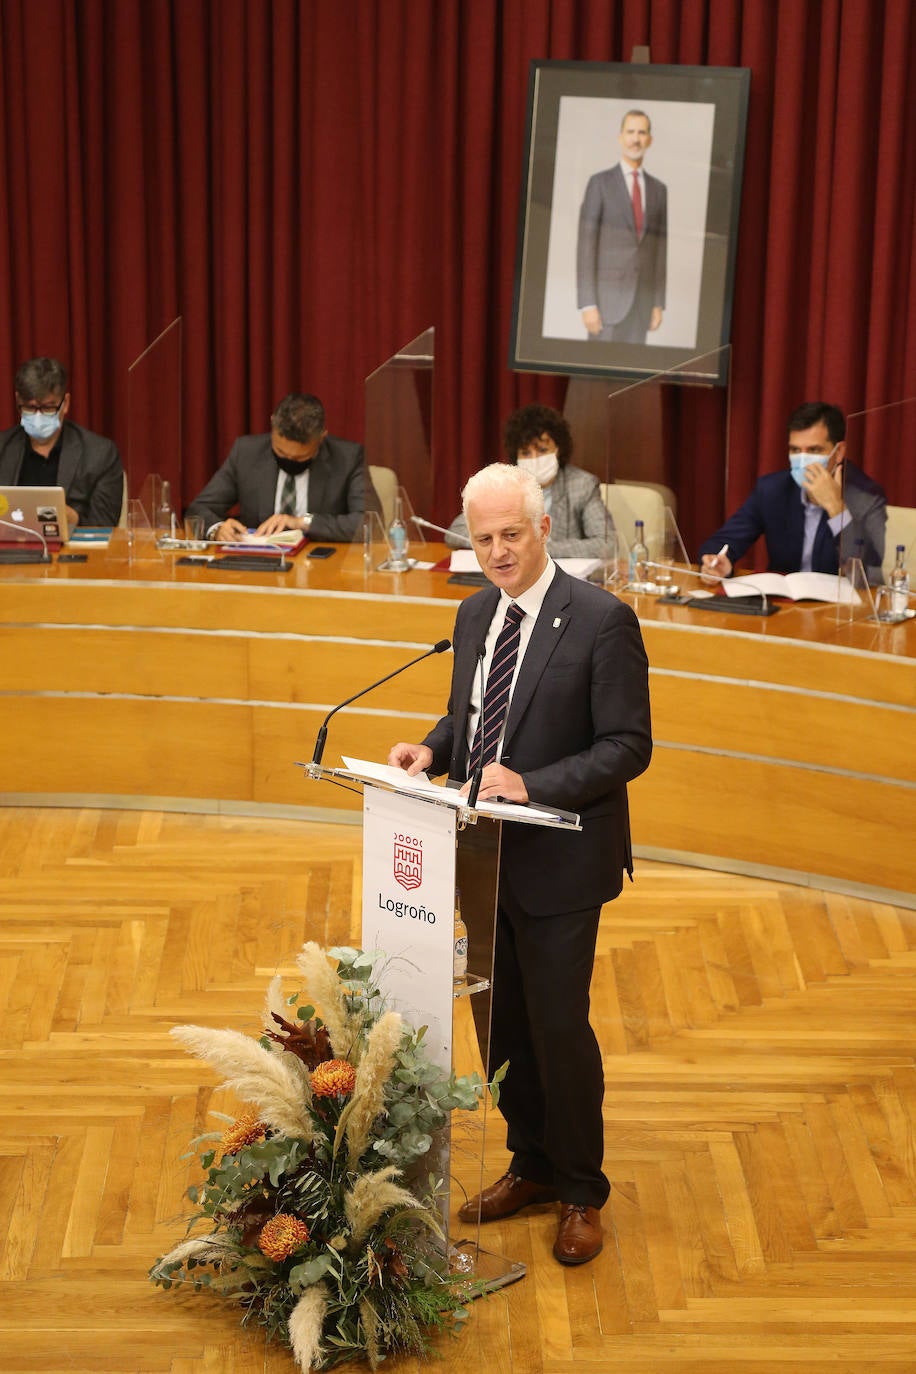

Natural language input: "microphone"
[466,640,488,810]
[0,517,52,562]
[410,515,472,548]
[309,639,451,771]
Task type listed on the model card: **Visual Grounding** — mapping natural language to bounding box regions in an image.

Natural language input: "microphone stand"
[0,517,52,562]
[308,639,451,775]
[410,515,472,548]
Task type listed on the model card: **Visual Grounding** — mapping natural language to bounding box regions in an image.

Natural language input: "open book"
[722,572,861,605]
[223,528,307,555]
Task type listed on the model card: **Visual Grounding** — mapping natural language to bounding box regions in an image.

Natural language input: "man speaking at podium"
[389,463,652,1266]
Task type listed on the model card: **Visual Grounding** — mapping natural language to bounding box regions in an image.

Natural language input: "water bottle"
[453,888,468,987]
[628,519,649,585]
[155,479,174,536]
[387,495,409,572]
[889,544,909,620]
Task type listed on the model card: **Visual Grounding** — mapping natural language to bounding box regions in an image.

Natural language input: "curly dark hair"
[501,404,572,468]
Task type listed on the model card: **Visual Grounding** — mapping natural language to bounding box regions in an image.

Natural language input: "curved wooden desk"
[2,542,914,903]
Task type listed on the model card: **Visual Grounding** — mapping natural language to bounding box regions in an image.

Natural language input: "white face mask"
[517,451,560,487]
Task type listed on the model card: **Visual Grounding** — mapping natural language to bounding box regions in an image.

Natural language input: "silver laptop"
[0,486,70,546]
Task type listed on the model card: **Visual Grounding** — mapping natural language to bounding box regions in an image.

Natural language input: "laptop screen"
[0,486,70,545]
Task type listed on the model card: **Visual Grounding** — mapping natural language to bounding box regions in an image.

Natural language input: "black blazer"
[423,567,652,916]
[186,433,381,542]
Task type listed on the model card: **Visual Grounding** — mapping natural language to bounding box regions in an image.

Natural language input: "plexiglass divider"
[127,318,182,520]
[843,397,914,622]
[600,344,733,604]
[364,327,434,530]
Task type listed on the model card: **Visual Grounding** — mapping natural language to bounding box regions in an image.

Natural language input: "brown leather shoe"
[457,1171,557,1224]
[553,1203,602,1264]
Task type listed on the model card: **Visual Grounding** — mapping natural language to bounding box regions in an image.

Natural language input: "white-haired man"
[389,463,652,1265]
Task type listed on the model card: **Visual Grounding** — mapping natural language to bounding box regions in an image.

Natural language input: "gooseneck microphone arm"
[310,638,451,768]
[465,641,487,811]
[0,517,51,562]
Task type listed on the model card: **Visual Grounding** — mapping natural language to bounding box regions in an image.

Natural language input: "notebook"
[0,486,70,547]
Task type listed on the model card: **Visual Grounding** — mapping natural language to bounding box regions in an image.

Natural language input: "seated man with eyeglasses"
[0,356,124,528]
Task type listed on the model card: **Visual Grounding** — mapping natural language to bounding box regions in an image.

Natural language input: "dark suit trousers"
[592,289,652,343]
[489,886,609,1209]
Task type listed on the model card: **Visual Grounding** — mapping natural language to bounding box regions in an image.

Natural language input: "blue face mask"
[21,407,63,442]
[788,445,837,488]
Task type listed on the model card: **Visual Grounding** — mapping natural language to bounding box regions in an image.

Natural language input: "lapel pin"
[553,617,562,628]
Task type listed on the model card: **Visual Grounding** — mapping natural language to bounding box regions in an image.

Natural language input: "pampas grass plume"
[296,942,360,1058]
[170,1025,313,1141]
[263,974,289,1032]
[344,1165,420,1246]
[345,1010,402,1166]
[288,1282,328,1373]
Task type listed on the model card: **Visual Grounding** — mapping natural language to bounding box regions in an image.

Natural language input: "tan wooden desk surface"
[2,542,914,901]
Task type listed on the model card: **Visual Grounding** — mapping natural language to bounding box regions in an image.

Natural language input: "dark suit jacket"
[0,420,124,526]
[422,568,652,916]
[698,462,887,583]
[186,433,382,542]
[576,164,667,325]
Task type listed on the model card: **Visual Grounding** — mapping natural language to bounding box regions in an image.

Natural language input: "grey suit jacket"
[445,465,614,559]
[422,567,652,915]
[0,420,124,526]
[576,164,667,325]
[186,433,381,542]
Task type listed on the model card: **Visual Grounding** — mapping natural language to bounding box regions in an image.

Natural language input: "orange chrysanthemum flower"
[221,1111,267,1155]
[257,1213,310,1262]
[310,1057,357,1098]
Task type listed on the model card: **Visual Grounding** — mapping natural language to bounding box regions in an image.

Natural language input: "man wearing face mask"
[186,392,381,542]
[0,356,124,528]
[444,404,613,559]
[698,401,887,585]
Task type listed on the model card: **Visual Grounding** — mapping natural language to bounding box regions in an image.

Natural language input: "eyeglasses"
[19,398,65,417]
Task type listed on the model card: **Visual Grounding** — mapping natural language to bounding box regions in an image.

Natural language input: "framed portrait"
[509,61,750,386]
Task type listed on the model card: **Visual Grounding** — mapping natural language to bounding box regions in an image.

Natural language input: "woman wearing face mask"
[444,404,614,557]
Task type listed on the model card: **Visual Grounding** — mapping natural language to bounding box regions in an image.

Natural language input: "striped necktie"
[279,472,297,515]
[469,602,525,772]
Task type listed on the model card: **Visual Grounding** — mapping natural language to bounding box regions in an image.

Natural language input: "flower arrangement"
[150,944,495,1371]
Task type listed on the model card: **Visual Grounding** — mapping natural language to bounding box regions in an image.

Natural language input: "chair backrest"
[884,504,916,578]
[599,480,670,553]
[368,464,398,529]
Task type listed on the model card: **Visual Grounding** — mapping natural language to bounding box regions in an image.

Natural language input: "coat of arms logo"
[393,834,422,891]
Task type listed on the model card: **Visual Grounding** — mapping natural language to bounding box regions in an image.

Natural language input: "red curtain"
[0,0,913,551]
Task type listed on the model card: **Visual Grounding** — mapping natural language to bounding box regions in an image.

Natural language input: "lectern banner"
[361,785,457,1073]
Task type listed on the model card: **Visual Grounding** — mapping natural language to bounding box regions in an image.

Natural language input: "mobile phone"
[57,553,89,563]
[308,545,336,559]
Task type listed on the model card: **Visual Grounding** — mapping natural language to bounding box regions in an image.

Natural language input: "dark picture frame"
[509,61,750,386]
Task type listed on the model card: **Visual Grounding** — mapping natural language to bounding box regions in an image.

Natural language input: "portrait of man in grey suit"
[576,109,668,344]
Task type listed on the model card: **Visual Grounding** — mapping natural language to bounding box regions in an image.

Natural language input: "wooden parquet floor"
[2,807,916,1373]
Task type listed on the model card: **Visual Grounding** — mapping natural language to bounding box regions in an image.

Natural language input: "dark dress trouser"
[489,883,609,1209]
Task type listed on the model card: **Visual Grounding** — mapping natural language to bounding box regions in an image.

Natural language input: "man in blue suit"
[576,109,667,344]
[698,402,887,584]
